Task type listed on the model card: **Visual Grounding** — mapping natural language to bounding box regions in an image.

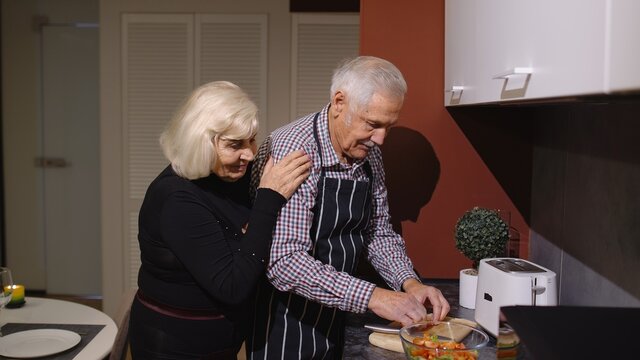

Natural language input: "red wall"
[360,0,530,278]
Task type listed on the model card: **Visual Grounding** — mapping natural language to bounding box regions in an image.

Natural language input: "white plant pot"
[459,268,478,309]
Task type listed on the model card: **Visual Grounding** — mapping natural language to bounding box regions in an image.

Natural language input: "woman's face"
[211,135,257,182]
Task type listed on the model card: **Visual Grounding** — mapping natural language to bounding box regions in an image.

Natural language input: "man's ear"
[331,91,346,116]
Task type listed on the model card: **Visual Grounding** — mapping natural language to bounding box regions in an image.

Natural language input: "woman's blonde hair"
[160,81,258,180]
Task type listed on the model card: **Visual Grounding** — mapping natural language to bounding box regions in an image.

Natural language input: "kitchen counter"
[343,280,498,359]
[343,279,638,359]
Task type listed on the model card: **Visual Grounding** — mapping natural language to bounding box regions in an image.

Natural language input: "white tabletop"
[1,297,117,360]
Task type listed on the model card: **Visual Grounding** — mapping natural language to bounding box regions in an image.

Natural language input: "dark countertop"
[341,279,640,359]
[343,280,498,359]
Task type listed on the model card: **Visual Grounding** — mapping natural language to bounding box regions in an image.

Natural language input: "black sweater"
[136,164,285,315]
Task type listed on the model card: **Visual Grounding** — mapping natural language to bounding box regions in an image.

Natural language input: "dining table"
[0,297,117,360]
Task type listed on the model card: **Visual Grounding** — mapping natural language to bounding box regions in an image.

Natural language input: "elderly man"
[248,56,449,359]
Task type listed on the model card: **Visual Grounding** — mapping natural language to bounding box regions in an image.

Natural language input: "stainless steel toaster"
[474,258,557,337]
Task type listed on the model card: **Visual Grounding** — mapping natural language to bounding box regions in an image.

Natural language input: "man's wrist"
[402,277,423,293]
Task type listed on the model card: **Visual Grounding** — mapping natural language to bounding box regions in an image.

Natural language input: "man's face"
[332,92,403,161]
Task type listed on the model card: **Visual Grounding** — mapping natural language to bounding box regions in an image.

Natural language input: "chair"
[109,288,137,360]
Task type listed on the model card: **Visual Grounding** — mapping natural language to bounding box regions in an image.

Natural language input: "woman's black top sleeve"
[137,166,285,310]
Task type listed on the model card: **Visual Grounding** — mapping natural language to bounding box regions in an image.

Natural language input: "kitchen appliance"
[474,258,557,337]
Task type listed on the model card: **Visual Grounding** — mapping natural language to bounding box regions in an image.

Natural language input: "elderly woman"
[128,81,310,359]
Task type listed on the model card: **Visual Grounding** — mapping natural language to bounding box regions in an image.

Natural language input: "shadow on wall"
[381,126,440,236]
[355,126,440,285]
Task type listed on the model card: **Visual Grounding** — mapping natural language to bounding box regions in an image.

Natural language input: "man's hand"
[402,278,450,321]
[367,287,427,327]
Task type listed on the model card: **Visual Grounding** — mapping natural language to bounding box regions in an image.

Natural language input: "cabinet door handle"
[445,85,464,92]
[492,67,533,79]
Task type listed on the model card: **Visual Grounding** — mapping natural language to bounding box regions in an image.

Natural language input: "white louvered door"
[122,14,195,288]
[291,14,359,119]
[122,14,267,290]
[196,14,267,139]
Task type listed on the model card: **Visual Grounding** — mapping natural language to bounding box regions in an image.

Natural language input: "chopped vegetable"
[407,332,478,360]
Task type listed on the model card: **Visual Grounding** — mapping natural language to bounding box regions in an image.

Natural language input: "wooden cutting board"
[369,332,405,353]
[368,317,478,353]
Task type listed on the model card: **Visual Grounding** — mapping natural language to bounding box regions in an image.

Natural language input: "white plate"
[0,329,81,358]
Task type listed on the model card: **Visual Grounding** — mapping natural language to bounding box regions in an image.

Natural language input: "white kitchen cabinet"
[608,0,640,92]
[445,0,639,106]
[444,0,477,105]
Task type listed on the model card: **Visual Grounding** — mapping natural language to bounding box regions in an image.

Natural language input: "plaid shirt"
[251,105,418,313]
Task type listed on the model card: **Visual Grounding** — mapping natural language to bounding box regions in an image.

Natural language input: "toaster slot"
[487,258,547,273]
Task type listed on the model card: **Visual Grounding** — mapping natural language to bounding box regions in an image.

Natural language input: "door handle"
[34,157,70,168]
[445,85,464,93]
[492,67,533,79]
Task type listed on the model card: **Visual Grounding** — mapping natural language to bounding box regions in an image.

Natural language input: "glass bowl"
[399,321,489,360]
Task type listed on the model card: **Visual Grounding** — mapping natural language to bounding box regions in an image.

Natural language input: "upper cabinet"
[608,0,640,92]
[445,0,640,106]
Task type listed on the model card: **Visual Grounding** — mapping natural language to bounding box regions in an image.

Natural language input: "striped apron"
[249,113,373,359]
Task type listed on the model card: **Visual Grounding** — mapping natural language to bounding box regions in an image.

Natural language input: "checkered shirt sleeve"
[251,107,418,314]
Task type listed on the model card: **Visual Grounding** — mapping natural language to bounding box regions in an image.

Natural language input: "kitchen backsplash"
[529,98,640,306]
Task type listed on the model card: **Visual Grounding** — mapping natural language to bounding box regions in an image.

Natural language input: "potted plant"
[454,207,509,309]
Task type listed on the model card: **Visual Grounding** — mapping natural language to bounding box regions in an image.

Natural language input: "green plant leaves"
[454,207,509,269]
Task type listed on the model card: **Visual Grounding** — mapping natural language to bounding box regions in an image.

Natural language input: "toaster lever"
[531,285,546,305]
